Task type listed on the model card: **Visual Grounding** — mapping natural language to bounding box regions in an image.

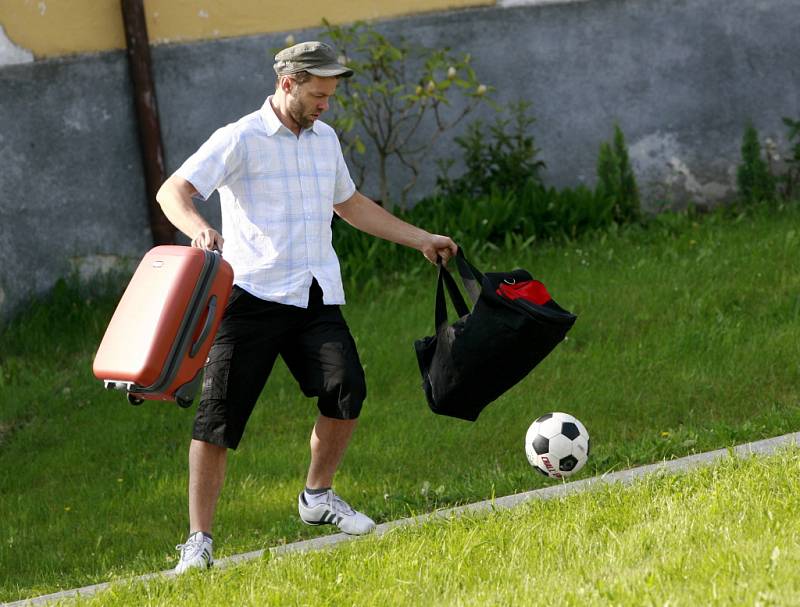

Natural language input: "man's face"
[286,75,339,130]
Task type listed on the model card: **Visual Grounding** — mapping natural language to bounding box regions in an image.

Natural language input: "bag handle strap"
[435,258,470,331]
[453,249,484,305]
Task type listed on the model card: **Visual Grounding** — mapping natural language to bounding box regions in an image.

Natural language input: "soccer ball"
[525,412,590,479]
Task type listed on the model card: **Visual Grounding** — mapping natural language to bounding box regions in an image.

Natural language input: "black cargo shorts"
[193,279,366,449]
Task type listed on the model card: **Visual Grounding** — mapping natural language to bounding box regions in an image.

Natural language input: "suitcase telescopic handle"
[190,295,217,358]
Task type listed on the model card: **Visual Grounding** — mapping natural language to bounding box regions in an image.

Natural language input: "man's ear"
[280,75,295,94]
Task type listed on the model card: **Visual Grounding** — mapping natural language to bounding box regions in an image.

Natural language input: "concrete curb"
[6,431,799,606]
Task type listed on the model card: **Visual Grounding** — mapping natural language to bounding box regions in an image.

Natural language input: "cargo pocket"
[201,343,235,401]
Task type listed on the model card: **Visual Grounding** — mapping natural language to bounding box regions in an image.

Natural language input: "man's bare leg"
[299,415,374,534]
[189,439,228,533]
[305,415,357,489]
[175,439,227,573]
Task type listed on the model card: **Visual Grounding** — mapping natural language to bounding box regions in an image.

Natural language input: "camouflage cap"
[273,41,353,78]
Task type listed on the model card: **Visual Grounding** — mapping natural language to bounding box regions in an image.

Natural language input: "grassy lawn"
[74,448,800,606]
[1,202,799,602]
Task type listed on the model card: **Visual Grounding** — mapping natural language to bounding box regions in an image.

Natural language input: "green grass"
[1,202,800,602]
[74,448,800,606]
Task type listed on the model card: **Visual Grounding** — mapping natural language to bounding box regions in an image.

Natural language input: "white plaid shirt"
[176,96,356,307]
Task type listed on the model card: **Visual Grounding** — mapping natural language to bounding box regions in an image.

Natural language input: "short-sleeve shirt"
[175,96,356,308]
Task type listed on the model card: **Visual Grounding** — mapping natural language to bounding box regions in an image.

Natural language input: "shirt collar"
[261,96,320,136]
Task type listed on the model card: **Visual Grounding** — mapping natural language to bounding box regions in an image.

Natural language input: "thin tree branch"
[389,106,427,154]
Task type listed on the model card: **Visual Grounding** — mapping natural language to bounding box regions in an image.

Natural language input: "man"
[156,41,457,574]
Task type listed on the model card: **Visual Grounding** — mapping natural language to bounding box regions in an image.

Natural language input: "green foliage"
[320,20,490,208]
[436,101,546,199]
[737,122,776,204]
[333,181,615,286]
[779,117,800,199]
[404,107,630,276]
[597,124,641,223]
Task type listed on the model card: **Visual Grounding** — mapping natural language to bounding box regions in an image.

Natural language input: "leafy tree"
[321,20,489,208]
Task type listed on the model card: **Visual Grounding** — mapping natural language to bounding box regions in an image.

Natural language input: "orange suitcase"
[93,245,234,408]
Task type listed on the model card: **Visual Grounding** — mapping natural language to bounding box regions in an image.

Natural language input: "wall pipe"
[121,0,175,246]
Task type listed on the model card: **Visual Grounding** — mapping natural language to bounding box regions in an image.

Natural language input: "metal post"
[121,0,175,245]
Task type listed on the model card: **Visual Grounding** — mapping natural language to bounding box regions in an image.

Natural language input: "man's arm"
[156,175,224,251]
[334,191,457,264]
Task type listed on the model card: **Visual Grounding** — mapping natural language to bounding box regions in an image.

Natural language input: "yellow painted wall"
[0,0,494,59]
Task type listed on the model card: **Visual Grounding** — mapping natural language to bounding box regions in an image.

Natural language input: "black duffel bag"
[414,250,577,421]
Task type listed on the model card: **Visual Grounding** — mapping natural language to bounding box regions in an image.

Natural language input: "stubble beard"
[288,97,317,130]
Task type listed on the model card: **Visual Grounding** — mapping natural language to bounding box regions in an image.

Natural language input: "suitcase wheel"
[176,397,193,409]
[127,394,144,406]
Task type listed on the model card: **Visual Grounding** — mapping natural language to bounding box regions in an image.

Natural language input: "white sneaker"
[175,531,214,574]
[298,490,376,535]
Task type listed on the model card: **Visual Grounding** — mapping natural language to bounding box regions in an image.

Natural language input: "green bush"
[737,122,776,204]
[778,117,800,200]
[597,124,641,223]
[436,101,546,199]
[333,179,616,286]
[334,116,642,284]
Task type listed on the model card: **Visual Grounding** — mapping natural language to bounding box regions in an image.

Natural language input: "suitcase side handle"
[190,295,217,358]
